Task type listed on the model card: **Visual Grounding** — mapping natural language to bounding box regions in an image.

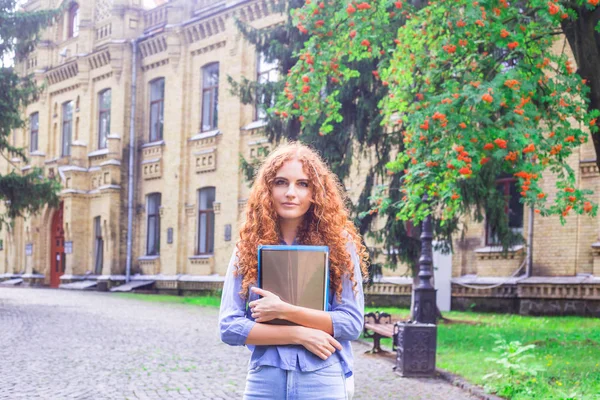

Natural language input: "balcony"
[144,4,168,32]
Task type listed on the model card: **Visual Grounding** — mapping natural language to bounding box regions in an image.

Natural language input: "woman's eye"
[274,179,286,185]
[299,182,309,188]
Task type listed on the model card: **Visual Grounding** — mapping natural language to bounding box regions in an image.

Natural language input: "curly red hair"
[236,142,369,301]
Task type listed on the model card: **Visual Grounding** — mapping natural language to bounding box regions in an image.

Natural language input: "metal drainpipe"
[526,206,534,277]
[125,39,139,283]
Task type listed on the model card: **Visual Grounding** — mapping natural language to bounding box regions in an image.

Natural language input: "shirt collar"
[279,238,299,245]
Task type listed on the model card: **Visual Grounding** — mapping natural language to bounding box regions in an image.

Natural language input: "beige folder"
[258,245,329,325]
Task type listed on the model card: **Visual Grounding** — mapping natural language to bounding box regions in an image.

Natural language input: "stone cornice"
[46,61,78,86]
[580,159,599,178]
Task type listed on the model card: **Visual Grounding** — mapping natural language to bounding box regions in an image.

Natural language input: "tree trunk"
[562,8,600,170]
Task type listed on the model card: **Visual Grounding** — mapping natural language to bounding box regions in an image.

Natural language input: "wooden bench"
[363,311,397,353]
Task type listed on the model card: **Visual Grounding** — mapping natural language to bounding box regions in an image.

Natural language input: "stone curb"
[435,368,505,400]
[354,339,504,400]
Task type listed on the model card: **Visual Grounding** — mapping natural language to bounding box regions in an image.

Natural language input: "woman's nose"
[285,184,297,197]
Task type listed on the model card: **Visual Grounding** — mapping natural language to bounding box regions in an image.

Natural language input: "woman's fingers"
[251,287,274,297]
[248,299,261,308]
[328,337,343,351]
[312,344,334,360]
[300,329,342,360]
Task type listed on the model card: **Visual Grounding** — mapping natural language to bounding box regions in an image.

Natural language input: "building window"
[486,177,524,245]
[146,193,161,256]
[93,216,103,275]
[97,89,111,149]
[197,187,215,255]
[201,63,219,132]
[68,3,79,39]
[149,78,165,142]
[61,101,73,157]
[256,53,279,121]
[30,112,39,152]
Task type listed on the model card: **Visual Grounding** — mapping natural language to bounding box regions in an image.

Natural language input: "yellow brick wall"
[451,37,600,278]
[1,0,599,285]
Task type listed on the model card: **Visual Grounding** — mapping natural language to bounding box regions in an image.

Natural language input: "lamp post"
[413,196,437,324]
[394,194,438,377]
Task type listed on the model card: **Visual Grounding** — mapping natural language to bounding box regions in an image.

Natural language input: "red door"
[50,204,65,288]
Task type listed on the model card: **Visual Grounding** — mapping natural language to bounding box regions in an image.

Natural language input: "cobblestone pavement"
[0,288,476,399]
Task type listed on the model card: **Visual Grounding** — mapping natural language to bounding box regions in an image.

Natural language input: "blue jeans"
[243,362,348,400]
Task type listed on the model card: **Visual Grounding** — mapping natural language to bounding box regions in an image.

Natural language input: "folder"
[257,245,330,325]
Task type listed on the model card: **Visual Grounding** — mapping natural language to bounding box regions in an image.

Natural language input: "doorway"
[49,203,65,288]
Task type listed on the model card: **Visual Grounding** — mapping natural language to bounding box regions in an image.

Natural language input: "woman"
[219,142,369,399]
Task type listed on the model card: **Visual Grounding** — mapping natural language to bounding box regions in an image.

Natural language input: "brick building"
[0,0,598,315]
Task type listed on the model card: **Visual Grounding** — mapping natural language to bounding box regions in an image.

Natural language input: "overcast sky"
[143,0,160,8]
[2,0,162,67]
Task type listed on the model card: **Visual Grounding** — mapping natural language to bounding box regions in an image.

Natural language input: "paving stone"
[0,287,476,399]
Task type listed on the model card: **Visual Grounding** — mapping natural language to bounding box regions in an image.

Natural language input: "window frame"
[97,88,111,149]
[485,177,524,246]
[61,101,73,157]
[93,216,103,275]
[68,3,80,39]
[197,187,215,255]
[255,53,279,121]
[201,63,219,132]
[146,193,161,256]
[29,112,39,152]
[149,78,165,142]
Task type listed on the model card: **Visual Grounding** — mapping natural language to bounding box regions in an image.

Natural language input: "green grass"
[118,294,600,399]
[440,313,600,400]
[114,293,221,307]
[365,307,600,400]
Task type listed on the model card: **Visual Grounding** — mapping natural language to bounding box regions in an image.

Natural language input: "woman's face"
[271,159,313,222]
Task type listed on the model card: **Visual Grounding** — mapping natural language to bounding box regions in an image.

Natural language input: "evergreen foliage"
[229,0,529,275]
[0,0,61,227]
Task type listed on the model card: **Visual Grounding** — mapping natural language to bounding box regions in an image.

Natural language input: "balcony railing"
[144,4,168,31]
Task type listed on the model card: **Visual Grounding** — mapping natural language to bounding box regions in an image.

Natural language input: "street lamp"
[395,195,438,377]
[413,198,437,324]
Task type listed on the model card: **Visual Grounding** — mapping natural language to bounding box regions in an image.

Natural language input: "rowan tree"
[229,0,423,277]
[276,0,598,233]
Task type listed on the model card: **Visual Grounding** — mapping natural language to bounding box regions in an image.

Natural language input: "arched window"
[68,3,79,39]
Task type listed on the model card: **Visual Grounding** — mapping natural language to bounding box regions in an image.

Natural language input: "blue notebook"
[257,245,330,324]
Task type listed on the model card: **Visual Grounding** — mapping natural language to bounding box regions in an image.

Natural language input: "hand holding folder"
[256,245,330,325]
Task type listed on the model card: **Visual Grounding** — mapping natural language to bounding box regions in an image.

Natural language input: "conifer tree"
[0,0,61,227]
[229,0,525,277]
[229,0,421,277]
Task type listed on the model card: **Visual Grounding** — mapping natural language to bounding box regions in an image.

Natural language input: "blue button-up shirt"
[218,240,364,378]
